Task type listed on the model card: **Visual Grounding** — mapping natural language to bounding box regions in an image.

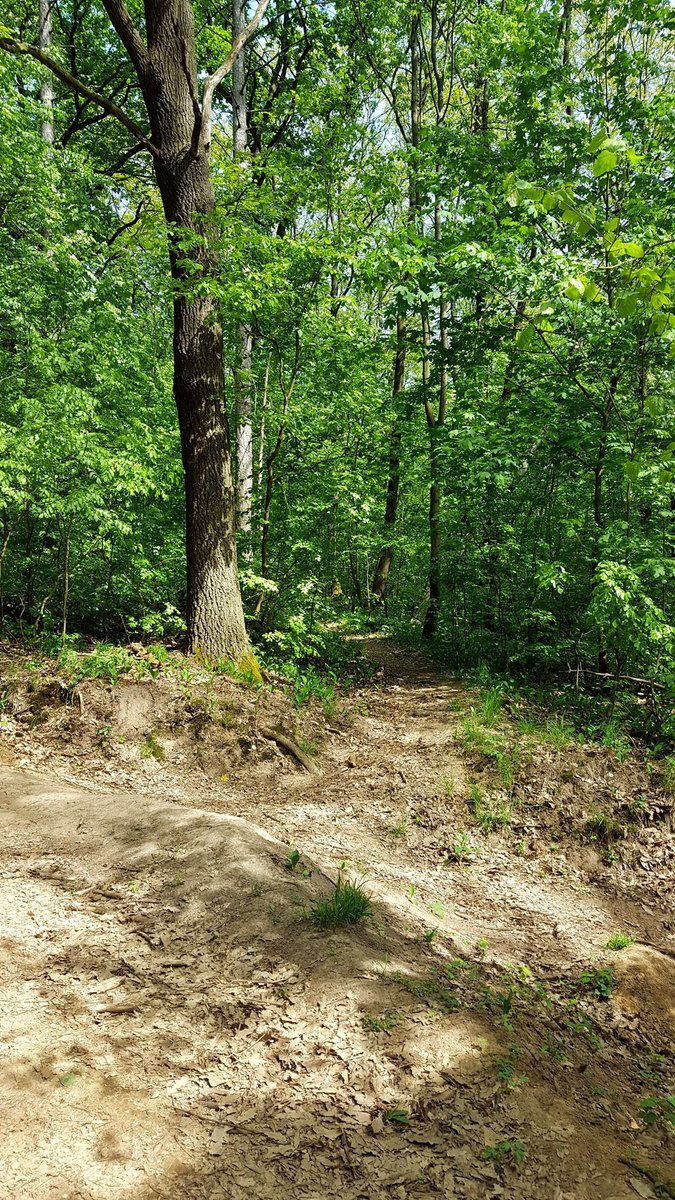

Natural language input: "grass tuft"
[310,876,372,928]
[606,932,634,951]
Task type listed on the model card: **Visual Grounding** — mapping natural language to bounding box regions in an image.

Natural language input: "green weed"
[387,815,408,838]
[447,830,479,862]
[58,642,133,685]
[480,686,505,723]
[639,1096,675,1129]
[517,713,574,750]
[362,1012,400,1033]
[481,1139,525,1167]
[495,1045,528,1090]
[586,809,623,845]
[579,966,614,999]
[601,718,632,762]
[456,717,505,759]
[441,771,457,797]
[566,1015,604,1050]
[297,735,318,757]
[140,733,165,761]
[468,783,511,833]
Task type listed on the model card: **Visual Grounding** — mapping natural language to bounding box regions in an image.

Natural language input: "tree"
[1,0,269,662]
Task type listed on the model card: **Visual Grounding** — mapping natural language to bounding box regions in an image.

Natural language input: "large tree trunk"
[142,0,249,662]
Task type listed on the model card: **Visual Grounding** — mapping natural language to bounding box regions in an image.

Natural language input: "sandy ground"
[0,638,673,1199]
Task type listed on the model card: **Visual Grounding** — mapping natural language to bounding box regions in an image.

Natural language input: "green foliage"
[384,1108,409,1125]
[58,643,134,685]
[310,877,373,928]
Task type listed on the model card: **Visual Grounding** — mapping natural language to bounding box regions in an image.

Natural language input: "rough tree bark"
[1,0,269,663]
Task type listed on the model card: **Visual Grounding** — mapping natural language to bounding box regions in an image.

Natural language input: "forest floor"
[0,635,673,1200]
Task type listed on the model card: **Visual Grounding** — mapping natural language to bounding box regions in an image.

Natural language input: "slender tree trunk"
[38,0,54,143]
[372,10,422,606]
[372,314,406,603]
[591,374,618,675]
[422,203,449,640]
[232,0,254,545]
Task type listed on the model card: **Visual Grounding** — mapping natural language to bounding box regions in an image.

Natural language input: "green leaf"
[616,294,638,317]
[589,130,610,154]
[624,461,640,483]
[623,242,644,259]
[564,278,585,300]
[429,901,446,918]
[593,149,618,176]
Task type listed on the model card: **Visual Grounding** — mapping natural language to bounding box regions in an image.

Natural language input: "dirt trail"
[0,638,673,1200]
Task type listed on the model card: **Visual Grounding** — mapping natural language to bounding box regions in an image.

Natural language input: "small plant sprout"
[441,771,457,797]
[423,927,439,945]
[407,884,416,902]
[481,1139,525,1167]
[387,814,408,838]
[310,876,373,928]
[384,1108,409,1125]
[447,830,479,862]
[606,932,634,951]
[495,1045,528,1089]
[286,848,301,871]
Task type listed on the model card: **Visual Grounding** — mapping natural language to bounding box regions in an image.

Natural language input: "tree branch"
[100,0,148,79]
[0,34,159,155]
[201,0,270,148]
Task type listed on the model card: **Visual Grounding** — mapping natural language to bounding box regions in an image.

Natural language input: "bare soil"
[0,637,673,1200]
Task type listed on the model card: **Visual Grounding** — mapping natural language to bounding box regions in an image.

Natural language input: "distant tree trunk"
[38,0,54,144]
[372,314,406,603]
[422,204,449,641]
[232,0,254,545]
[591,374,618,675]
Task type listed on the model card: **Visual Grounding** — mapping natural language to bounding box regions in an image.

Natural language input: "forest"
[0,1,673,1198]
